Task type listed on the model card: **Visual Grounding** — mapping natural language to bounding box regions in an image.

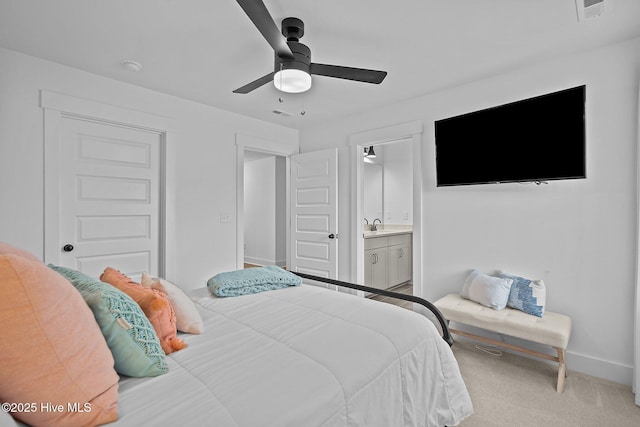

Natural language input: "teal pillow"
[48,265,168,377]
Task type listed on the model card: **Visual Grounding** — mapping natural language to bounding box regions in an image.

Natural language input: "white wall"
[300,37,640,385]
[0,47,298,289]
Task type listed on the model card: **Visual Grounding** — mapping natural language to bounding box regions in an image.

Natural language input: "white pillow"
[141,273,204,334]
[460,269,513,310]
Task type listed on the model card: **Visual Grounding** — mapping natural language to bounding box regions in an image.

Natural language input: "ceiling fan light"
[274,69,312,93]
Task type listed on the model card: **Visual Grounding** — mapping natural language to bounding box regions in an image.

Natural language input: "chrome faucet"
[371,218,381,231]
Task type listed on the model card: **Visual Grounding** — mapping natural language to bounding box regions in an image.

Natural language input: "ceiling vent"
[272,109,293,117]
[575,0,613,21]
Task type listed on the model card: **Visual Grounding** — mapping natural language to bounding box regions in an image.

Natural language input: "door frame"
[634,84,640,404]
[41,90,178,279]
[349,120,423,294]
[235,133,298,270]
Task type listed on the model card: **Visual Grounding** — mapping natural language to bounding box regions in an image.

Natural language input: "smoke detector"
[575,0,613,21]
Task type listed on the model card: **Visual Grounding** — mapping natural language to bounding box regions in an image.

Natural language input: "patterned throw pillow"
[498,271,546,317]
[101,267,186,354]
[460,269,513,310]
[49,265,168,377]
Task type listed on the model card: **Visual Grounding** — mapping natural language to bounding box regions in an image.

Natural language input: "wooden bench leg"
[555,347,566,393]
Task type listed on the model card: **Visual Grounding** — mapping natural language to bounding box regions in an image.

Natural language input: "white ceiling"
[1,0,639,130]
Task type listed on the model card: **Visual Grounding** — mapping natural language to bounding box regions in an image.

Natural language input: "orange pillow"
[0,241,42,263]
[0,254,119,426]
[100,267,186,354]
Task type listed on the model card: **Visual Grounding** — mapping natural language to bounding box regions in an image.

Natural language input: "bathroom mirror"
[363,162,383,225]
[362,140,414,227]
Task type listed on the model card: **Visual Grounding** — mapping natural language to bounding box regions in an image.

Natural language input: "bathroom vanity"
[363,229,412,291]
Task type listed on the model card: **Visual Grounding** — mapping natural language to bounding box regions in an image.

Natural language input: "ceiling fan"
[233,0,388,94]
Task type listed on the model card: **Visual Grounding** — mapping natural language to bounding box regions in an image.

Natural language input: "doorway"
[362,139,414,298]
[243,150,287,269]
[235,136,339,282]
[350,121,424,297]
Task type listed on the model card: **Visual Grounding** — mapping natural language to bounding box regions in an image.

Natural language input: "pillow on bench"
[498,271,546,317]
[460,269,513,310]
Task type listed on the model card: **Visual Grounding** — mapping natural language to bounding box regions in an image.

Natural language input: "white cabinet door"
[388,243,412,286]
[364,247,387,290]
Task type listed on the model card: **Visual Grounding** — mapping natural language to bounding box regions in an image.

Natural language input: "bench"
[434,293,572,392]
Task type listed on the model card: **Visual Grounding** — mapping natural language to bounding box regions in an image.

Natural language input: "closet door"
[43,91,175,280]
[56,117,162,278]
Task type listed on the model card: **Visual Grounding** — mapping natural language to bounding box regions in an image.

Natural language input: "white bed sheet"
[112,284,472,426]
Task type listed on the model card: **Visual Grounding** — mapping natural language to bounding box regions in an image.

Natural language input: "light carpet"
[451,340,640,427]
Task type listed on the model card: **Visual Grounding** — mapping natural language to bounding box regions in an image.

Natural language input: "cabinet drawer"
[364,236,388,250]
[388,233,411,246]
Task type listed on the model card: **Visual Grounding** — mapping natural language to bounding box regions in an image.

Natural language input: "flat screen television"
[434,85,586,187]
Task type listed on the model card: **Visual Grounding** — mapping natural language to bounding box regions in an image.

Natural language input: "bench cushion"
[435,294,571,349]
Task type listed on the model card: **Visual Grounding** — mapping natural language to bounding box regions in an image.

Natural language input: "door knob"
[62,244,74,252]
[328,233,338,239]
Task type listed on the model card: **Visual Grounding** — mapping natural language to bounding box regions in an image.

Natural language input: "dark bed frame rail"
[291,272,453,346]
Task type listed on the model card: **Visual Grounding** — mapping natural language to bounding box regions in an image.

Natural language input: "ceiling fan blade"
[310,63,387,84]
[236,0,294,59]
[233,72,274,94]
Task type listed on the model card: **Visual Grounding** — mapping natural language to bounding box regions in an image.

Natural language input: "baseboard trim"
[244,256,269,266]
[451,322,633,386]
[566,350,633,386]
[244,256,287,268]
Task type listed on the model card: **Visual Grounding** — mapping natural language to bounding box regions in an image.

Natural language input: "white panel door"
[57,117,161,278]
[290,148,338,279]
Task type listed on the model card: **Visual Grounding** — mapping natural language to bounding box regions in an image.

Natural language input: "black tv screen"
[435,85,586,187]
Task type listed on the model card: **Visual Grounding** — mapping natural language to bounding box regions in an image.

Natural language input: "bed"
[0,243,472,427]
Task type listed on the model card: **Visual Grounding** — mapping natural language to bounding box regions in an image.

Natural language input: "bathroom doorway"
[362,139,414,301]
[350,121,424,299]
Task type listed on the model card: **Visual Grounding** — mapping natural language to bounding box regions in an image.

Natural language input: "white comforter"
[113,284,472,426]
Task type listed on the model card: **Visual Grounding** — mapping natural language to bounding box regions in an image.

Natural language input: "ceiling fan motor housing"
[275,41,311,74]
[276,18,310,74]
